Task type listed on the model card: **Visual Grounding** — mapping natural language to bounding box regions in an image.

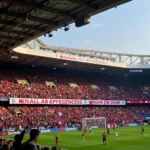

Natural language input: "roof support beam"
[0,35,22,41]
[0,29,33,37]
[0,20,45,32]
[0,20,18,26]
[1,42,16,47]
[67,0,97,10]
[0,45,6,50]
[22,25,45,32]
[0,9,58,26]
[5,0,75,19]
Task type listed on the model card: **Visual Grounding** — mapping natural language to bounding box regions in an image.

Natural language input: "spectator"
[51,146,57,150]
[43,147,50,150]
[13,126,28,150]
[2,143,11,150]
[36,145,41,150]
[19,129,40,150]
[0,139,4,150]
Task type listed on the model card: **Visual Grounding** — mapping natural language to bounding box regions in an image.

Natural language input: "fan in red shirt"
[107,128,110,135]
[102,132,107,145]
[55,134,59,146]
[141,126,145,134]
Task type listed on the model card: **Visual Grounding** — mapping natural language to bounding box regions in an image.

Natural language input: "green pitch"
[4,126,150,150]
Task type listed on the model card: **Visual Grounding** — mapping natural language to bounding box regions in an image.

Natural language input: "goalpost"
[82,117,106,129]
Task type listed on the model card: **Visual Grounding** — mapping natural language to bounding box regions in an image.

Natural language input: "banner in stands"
[0,98,9,101]
[9,98,126,105]
[127,100,150,104]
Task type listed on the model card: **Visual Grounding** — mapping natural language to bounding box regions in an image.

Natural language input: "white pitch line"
[56,143,75,147]
[144,134,149,137]
[67,143,102,148]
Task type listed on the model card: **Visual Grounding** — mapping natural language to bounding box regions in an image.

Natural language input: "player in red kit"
[102,132,106,145]
[141,126,145,134]
[55,134,59,146]
[107,128,110,135]
[113,125,115,130]
[84,126,87,133]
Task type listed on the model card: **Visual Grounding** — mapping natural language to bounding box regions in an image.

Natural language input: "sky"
[40,0,150,54]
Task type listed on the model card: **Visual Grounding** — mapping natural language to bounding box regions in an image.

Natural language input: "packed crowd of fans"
[0,106,142,130]
[0,138,15,150]
[127,106,150,115]
[0,67,149,150]
[0,70,148,100]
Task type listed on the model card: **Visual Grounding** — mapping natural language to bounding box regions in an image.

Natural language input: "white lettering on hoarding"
[9,98,125,105]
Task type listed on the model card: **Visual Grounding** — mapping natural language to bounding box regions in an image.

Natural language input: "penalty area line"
[70,143,102,148]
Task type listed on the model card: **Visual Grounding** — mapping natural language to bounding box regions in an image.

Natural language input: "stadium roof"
[0,0,131,53]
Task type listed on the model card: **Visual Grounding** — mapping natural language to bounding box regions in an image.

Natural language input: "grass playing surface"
[3,126,150,150]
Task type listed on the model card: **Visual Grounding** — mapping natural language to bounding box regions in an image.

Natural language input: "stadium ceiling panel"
[0,0,131,52]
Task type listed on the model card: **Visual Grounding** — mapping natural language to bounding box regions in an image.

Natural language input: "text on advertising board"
[9,98,125,105]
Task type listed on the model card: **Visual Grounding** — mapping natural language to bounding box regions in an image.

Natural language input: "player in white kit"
[115,131,118,139]
[89,127,92,133]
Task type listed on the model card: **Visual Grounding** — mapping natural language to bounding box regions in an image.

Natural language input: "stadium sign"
[57,53,108,66]
[9,98,126,105]
[89,100,125,105]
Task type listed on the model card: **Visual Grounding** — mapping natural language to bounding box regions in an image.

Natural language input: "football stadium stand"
[0,106,143,129]
[0,65,149,131]
[0,1,150,150]
[0,68,148,100]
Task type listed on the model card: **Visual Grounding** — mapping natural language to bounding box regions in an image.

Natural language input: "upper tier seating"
[0,70,147,100]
